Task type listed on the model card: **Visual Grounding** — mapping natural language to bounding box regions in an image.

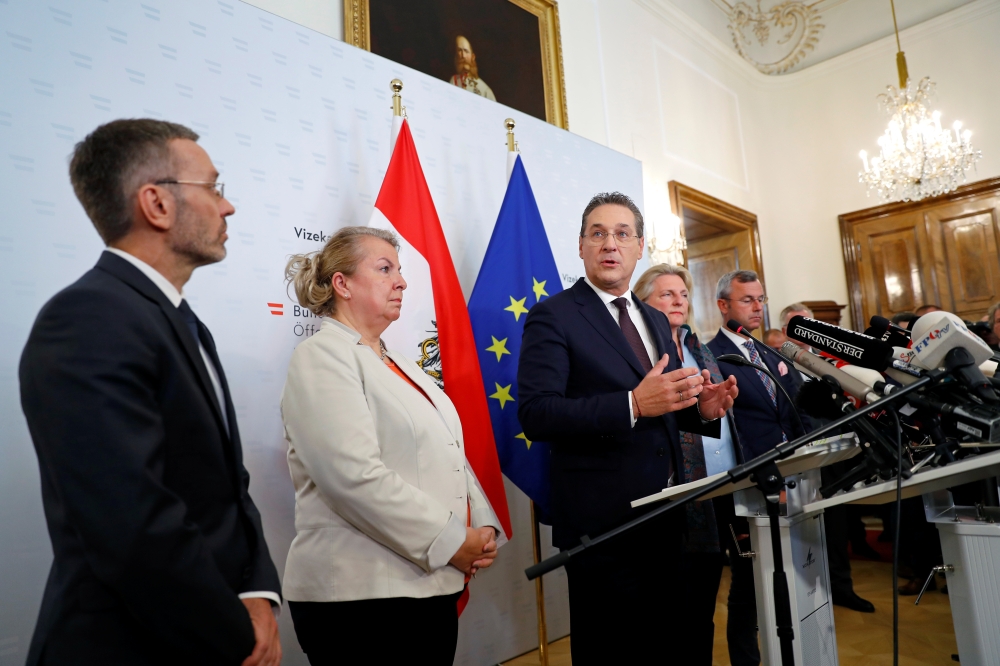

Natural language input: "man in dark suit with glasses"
[518,192,738,664]
[19,119,281,666]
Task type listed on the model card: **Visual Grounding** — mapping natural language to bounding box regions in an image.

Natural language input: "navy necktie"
[177,299,203,352]
[612,297,653,374]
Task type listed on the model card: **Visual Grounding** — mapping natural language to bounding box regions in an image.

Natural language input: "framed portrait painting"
[344,0,568,129]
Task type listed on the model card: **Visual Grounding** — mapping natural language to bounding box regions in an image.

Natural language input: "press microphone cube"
[909,311,993,370]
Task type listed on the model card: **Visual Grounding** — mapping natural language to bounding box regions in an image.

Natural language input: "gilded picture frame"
[343,0,569,129]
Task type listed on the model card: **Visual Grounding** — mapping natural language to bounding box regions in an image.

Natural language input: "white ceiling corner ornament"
[716,0,825,75]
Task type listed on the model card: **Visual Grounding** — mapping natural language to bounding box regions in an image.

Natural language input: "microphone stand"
[525,374,937,666]
[715,353,807,437]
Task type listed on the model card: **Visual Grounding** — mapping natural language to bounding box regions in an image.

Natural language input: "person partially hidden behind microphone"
[517,192,737,665]
[19,119,282,665]
[706,270,807,666]
[280,226,504,665]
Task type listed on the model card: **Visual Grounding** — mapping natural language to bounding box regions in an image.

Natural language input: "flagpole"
[508,117,548,666]
[389,78,405,152]
[529,500,549,666]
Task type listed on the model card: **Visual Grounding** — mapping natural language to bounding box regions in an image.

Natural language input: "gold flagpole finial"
[504,118,516,152]
[391,79,403,116]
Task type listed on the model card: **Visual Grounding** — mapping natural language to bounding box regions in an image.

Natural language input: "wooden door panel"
[841,178,1000,332]
[927,203,1000,321]
[687,229,754,340]
[868,229,925,315]
[852,212,933,326]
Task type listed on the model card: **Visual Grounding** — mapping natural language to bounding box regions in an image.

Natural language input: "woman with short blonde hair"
[634,262,740,666]
[281,226,505,664]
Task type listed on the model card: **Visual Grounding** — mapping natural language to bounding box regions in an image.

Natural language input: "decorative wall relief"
[716,0,826,74]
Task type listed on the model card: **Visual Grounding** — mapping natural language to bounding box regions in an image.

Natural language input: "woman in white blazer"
[281,226,505,665]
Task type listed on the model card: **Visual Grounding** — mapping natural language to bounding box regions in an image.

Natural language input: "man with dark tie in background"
[19,119,281,666]
[517,192,737,664]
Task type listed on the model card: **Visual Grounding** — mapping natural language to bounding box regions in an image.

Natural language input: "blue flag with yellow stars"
[468,155,561,518]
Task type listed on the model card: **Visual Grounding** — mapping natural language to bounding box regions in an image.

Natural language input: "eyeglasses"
[723,295,769,306]
[154,179,225,199]
[581,230,640,246]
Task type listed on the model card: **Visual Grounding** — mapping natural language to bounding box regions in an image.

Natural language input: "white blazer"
[280,318,505,602]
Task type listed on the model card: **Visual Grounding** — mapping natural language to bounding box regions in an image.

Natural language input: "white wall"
[559,0,1000,329]
[246,1,1000,331]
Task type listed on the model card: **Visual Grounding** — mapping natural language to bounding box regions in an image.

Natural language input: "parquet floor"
[503,560,958,665]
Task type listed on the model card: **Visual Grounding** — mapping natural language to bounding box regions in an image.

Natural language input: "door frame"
[668,180,768,325]
[839,177,1000,331]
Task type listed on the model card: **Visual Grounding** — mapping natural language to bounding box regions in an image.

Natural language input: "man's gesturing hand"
[240,598,281,666]
[697,371,738,420]
[632,354,705,418]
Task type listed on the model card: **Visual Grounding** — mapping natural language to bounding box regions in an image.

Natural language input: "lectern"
[634,441,1000,666]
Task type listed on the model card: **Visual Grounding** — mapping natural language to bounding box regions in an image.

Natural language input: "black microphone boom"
[715,353,806,436]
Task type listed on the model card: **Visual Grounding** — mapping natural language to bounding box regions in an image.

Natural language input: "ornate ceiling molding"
[711,0,846,75]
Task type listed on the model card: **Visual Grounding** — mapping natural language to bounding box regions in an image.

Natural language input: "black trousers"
[715,495,761,666]
[677,551,726,666]
[563,512,683,666]
[288,591,462,666]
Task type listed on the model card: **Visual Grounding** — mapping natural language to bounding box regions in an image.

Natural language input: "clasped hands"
[632,354,738,420]
[450,526,498,576]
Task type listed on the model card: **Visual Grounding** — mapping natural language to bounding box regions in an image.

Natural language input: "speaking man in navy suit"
[19,119,282,666]
[517,192,738,664]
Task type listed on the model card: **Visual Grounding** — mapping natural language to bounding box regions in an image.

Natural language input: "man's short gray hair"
[716,269,759,300]
[779,302,812,326]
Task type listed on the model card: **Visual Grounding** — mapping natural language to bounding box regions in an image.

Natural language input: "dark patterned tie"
[743,338,777,407]
[612,297,652,374]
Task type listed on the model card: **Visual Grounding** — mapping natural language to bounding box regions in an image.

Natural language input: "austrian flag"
[367,120,513,552]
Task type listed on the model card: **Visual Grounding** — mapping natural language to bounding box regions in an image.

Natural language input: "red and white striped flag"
[368,120,512,606]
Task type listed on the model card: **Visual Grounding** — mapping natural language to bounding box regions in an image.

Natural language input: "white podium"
[633,440,1000,666]
[633,433,860,666]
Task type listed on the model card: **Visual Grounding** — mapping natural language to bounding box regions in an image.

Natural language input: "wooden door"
[670,181,765,341]
[926,198,1000,321]
[840,178,1000,329]
[687,229,755,339]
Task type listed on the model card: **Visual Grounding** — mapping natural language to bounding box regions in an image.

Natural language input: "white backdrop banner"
[0,1,646,664]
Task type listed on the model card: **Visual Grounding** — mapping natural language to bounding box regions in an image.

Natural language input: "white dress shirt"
[104,248,279,611]
[583,277,656,428]
[719,325,754,362]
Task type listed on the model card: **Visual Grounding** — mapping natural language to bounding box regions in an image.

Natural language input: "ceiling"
[664,0,976,74]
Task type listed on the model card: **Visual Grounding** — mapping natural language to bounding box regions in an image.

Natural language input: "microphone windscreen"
[726,319,744,335]
[910,311,994,369]
[794,378,848,420]
[834,363,885,388]
[785,316,892,370]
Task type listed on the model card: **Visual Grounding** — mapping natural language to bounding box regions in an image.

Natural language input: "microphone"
[780,343,885,405]
[714,351,806,435]
[785,316,893,371]
[867,315,912,348]
[725,319,798,367]
[909,311,994,369]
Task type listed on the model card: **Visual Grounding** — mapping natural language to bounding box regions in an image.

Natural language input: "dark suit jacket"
[517,279,720,549]
[19,252,281,666]
[707,330,806,461]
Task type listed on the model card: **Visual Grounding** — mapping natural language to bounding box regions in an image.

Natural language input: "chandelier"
[858,1,980,203]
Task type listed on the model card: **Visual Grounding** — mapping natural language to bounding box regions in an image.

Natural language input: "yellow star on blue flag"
[468,154,563,519]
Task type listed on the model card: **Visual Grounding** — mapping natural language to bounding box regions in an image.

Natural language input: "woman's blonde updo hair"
[285,226,400,317]
[633,263,698,336]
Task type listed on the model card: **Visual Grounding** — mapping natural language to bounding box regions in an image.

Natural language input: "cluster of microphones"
[724,311,1000,499]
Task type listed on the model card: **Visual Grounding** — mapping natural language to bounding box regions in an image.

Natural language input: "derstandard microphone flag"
[368,119,512,542]
[468,154,561,520]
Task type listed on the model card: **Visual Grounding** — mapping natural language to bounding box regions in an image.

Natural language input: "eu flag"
[469,155,561,518]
